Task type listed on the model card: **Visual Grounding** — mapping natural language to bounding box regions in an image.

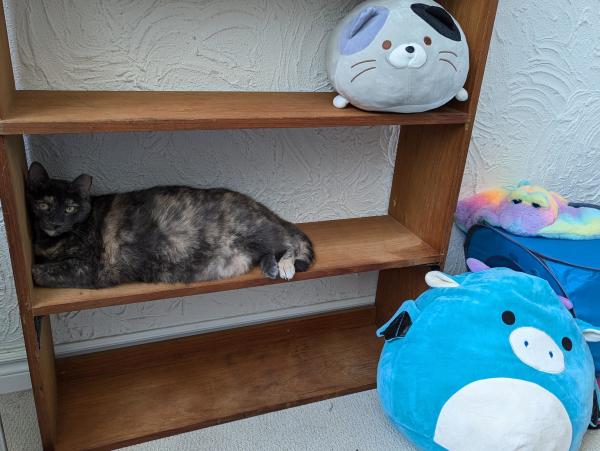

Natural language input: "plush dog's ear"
[411,4,461,42]
[377,301,420,341]
[576,319,600,343]
[425,271,460,288]
[28,162,50,190]
[379,311,412,341]
[339,7,389,55]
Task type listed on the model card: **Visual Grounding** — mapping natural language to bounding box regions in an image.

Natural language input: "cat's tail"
[289,227,315,272]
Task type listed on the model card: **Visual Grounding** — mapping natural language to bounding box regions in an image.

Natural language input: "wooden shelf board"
[31,215,440,315]
[0,91,470,135]
[54,307,381,451]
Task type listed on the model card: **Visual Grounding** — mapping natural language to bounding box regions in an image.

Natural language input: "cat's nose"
[387,43,427,69]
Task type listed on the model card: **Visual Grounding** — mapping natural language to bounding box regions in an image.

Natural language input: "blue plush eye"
[562,337,572,351]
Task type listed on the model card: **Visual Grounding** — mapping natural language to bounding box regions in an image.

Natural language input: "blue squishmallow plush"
[326,0,469,113]
[377,260,600,451]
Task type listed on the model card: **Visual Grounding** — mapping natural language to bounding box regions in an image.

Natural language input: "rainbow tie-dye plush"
[455,182,600,240]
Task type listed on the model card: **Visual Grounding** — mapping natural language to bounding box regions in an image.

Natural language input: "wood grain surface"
[0,137,57,448]
[54,307,381,450]
[0,91,469,135]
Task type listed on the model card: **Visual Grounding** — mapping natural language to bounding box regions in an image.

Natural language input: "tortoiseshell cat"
[27,162,314,288]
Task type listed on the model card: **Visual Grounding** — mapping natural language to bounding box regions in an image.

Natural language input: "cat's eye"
[424,36,432,46]
[382,40,392,50]
[37,202,49,210]
[512,199,522,205]
[532,203,541,209]
[65,206,78,214]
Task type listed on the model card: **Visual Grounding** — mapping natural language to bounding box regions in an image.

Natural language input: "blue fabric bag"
[465,212,600,374]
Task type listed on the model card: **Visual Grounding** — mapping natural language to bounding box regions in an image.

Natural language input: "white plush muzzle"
[387,43,427,69]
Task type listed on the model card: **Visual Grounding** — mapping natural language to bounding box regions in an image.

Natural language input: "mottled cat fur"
[27,162,314,288]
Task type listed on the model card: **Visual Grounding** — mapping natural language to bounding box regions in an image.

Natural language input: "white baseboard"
[0,296,374,393]
[0,359,30,394]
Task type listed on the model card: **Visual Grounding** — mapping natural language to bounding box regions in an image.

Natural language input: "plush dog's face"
[327,0,469,113]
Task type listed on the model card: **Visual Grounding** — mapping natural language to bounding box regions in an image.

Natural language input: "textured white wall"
[1,0,600,381]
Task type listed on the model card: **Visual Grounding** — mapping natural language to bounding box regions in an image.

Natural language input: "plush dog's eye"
[65,206,78,214]
[382,40,392,50]
[37,202,49,211]
[502,310,516,325]
[512,199,522,205]
[532,203,541,209]
[562,337,572,351]
[424,36,432,46]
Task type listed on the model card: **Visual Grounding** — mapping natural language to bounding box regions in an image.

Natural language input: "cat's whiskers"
[351,66,376,83]
[351,59,376,68]
[439,58,457,72]
[439,50,458,57]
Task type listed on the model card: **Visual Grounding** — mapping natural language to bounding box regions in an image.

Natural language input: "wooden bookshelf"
[0,0,499,449]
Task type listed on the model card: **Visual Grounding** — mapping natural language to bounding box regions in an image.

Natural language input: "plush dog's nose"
[405,46,415,53]
[509,326,564,374]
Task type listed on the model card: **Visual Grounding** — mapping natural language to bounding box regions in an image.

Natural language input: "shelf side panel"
[387,0,498,254]
[376,0,498,324]
[375,267,429,326]
[388,124,469,252]
[441,0,499,115]
[0,1,15,119]
[0,136,57,449]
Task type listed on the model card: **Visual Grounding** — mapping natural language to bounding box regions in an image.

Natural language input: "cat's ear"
[28,162,50,190]
[69,174,93,197]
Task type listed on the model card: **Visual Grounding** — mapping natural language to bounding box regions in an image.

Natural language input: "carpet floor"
[1,389,599,450]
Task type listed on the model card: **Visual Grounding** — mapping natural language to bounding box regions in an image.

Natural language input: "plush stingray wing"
[540,206,600,239]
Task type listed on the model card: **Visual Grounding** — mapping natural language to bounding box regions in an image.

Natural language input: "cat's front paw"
[278,257,295,281]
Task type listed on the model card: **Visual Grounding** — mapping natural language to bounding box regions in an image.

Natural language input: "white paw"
[333,95,350,109]
[278,258,295,280]
[455,88,469,102]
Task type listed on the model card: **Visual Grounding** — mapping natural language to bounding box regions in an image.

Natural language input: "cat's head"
[326,0,469,113]
[26,162,93,237]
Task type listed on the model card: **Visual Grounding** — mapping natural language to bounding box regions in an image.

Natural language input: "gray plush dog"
[327,0,469,113]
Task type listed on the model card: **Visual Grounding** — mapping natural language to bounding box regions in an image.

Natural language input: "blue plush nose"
[406,46,415,53]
